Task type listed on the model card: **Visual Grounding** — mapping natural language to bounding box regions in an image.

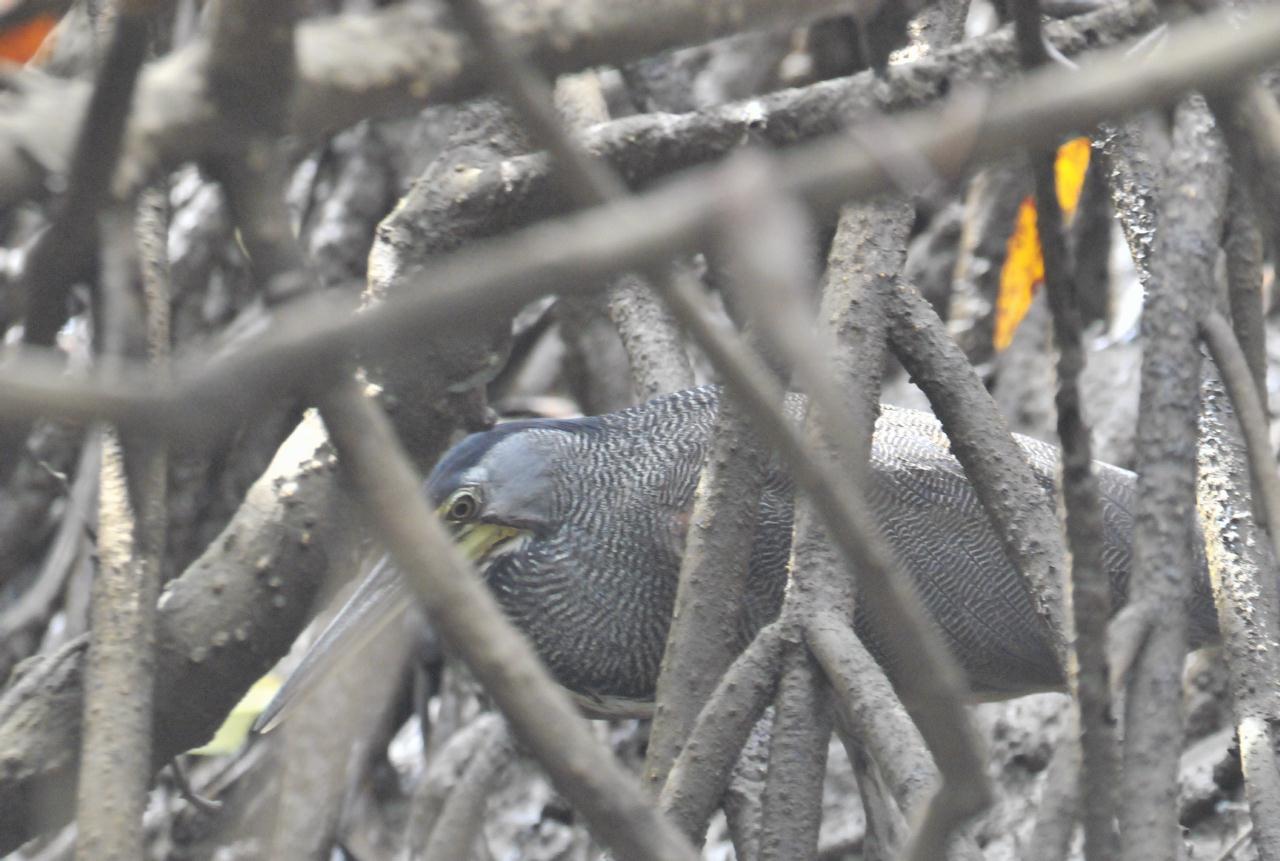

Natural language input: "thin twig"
[75,190,170,857]
[405,713,504,857]
[757,646,832,861]
[167,758,222,816]
[1223,188,1268,400]
[1215,825,1255,861]
[806,611,938,820]
[1222,183,1271,522]
[716,176,869,861]
[950,162,1032,363]
[75,183,171,855]
[749,184,974,860]
[845,735,908,859]
[422,720,513,860]
[552,73,683,406]
[1200,37,1280,264]
[888,266,1073,669]
[1012,3,1117,856]
[0,436,98,642]
[661,624,787,838]
[452,0,719,805]
[70,9,167,857]
[722,720,771,861]
[18,5,148,349]
[196,8,381,847]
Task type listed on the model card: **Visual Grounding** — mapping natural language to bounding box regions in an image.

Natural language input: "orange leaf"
[995,196,1043,351]
[1054,136,1092,217]
[0,12,55,64]
[993,137,1092,352]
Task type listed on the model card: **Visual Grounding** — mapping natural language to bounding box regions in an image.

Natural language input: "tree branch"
[643,383,769,790]
[7,2,1280,443]
[0,410,358,855]
[421,719,514,859]
[757,646,832,861]
[443,0,693,397]
[885,283,1070,665]
[70,8,168,857]
[1200,313,1280,568]
[367,0,1154,301]
[553,73,690,403]
[1201,45,1280,267]
[1012,3,1117,856]
[404,712,504,857]
[1222,183,1268,410]
[1119,98,1228,861]
[712,157,990,860]
[1196,371,1280,861]
[0,0,892,208]
[0,0,152,486]
[660,624,787,838]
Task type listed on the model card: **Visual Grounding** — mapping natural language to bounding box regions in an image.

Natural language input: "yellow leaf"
[188,673,283,756]
[1055,136,1092,216]
[993,137,1092,352]
[995,196,1043,351]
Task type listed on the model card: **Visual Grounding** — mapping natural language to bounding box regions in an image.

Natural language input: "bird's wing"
[865,408,1070,694]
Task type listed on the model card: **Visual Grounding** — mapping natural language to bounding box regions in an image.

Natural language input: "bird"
[255,384,1220,730]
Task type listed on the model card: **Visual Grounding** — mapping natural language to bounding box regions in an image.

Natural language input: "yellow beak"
[456,523,524,562]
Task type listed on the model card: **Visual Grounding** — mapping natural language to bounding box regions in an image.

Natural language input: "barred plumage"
[261,385,1219,727]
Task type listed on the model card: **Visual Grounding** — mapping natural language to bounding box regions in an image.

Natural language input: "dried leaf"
[0,12,55,64]
[994,137,1092,351]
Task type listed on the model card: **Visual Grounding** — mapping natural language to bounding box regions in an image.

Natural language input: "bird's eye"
[447,491,479,521]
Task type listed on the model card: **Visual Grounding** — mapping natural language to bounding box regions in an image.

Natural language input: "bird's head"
[425,419,592,570]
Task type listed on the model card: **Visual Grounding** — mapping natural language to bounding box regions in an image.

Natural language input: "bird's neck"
[486,531,681,704]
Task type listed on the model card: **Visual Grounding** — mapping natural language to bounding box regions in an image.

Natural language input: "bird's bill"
[252,553,410,734]
[254,515,523,734]
[453,521,527,563]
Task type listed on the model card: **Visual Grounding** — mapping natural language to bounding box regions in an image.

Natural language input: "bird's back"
[852,406,1214,696]
[610,391,1219,700]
